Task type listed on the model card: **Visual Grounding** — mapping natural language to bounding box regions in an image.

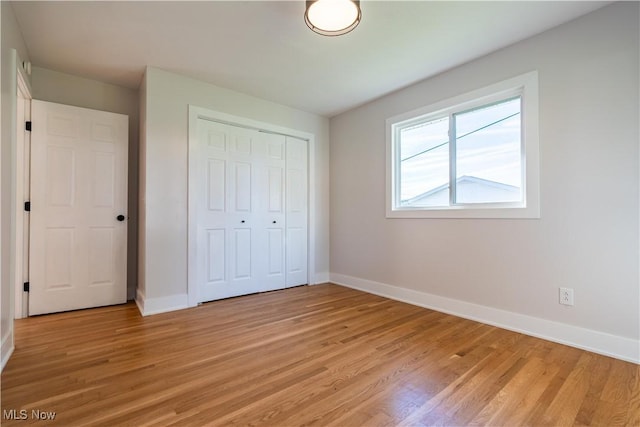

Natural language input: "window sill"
[386,205,540,219]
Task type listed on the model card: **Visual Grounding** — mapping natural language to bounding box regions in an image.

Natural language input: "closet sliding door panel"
[194,116,308,303]
[260,133,286,292]
[196,120,262,302]
[286,136,308,287]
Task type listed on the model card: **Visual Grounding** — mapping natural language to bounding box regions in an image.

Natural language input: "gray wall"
[329,3,639,360]
[31,67,140,300]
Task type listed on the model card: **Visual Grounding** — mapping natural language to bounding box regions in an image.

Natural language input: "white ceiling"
[11,1,609,117]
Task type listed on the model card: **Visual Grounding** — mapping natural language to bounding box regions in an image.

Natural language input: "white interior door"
[29,100,128,316]
[286,136,308,287]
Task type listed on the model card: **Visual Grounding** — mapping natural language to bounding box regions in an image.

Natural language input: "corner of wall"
[312,272,330,284]
[1,0,29,370]
[137,68,148,301]
[1,328,14,372]
[135,288,189,317]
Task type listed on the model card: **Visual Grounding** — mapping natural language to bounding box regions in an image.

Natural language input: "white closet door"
[286,136,308,287]
[258,133,286,292]
[29,100,128,315]
[196,119,263,302]
[194,118,308,303]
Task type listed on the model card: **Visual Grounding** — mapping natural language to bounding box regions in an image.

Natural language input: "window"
[386,72,539,219]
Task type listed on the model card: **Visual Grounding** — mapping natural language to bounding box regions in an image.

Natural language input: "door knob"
[272,221,277,224]
[117,215,126,222]
[241,220,245,223]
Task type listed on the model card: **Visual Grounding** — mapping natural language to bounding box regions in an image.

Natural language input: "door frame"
[13,52,32,319]
[187,105,315,307]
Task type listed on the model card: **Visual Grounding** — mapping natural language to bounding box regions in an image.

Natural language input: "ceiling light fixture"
[304,0,362,36]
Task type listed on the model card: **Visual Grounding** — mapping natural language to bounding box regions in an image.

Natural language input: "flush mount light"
[304,0,362,36]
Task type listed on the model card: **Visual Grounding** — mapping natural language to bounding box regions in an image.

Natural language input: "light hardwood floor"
[1,284,639,426]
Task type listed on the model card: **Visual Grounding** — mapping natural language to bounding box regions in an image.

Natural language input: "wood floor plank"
[1,284,638,426]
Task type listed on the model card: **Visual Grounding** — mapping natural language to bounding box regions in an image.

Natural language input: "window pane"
[454,97,522,204]
[399,117,449,207]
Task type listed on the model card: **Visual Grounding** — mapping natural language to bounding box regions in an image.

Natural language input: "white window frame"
[386,71,540,219]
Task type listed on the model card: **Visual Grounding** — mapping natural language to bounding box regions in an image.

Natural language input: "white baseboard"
[330,273,640,364]
[135,289,189,316]
[1,328,15,372]
[312,272,330,284]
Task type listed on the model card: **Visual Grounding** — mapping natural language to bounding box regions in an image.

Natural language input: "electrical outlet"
[559,287,574,306]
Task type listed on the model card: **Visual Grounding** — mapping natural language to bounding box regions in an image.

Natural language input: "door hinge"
[23,282,29,292]
[25,121,32,132]
[24,201,30,212]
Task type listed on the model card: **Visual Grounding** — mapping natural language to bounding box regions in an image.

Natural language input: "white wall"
[31,67,140,300]
[1,1,30,370]
[138,67,330,312]
[330,3,639,362]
